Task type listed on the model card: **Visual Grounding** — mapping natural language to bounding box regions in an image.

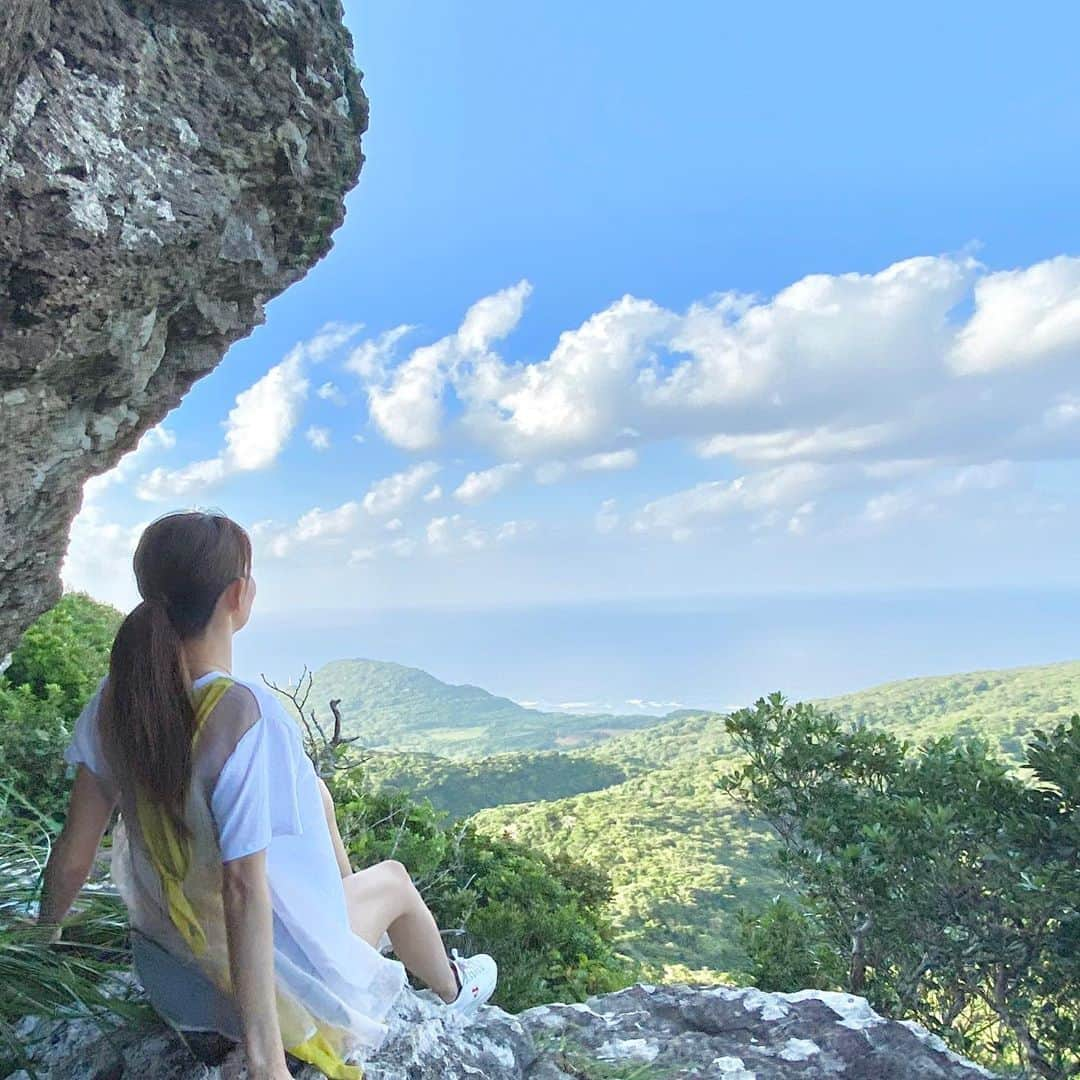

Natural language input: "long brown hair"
[98,511,252,839]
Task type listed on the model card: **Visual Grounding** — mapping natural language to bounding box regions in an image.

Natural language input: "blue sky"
[64,1,1080,702]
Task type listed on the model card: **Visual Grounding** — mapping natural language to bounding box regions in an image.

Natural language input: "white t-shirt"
[64,667,407,1054]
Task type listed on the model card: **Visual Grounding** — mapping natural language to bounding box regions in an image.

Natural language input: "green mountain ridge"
[303,656,664,757]
[817,657,1080,759]
[344,658,1080,824]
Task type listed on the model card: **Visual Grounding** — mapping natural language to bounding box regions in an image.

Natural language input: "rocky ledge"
[0,0,366,654]
[10,982,995,1079]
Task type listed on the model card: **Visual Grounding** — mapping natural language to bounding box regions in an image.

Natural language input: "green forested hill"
[817,658,1080,761]
[303,658,661,757]
[358,657,1080,983]
[573,710,731,774]
[552,657,1080,781]
[308,656,1080,770]
[352,712,733,821]
[352,660,1080,821]
[568,658,1080,776]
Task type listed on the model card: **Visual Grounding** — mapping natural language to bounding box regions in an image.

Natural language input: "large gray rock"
[8,982,997,1079]
[0,0,367,653]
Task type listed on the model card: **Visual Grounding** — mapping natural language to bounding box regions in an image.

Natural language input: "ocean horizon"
[232,584,1080,718]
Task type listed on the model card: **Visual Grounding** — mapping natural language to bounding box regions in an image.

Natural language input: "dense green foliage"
[736,896,843,993]
[0,682,76,826]
[723,695,1080,1078]
[472,759,781,978]
[325,769,635,1011]
[0,593,122,824]
[360,748,628,819]
[4,593,121,718]
[304,658,661,757]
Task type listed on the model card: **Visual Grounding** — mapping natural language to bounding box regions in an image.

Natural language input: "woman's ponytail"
[101,596,197,840]
[97,512,252,841]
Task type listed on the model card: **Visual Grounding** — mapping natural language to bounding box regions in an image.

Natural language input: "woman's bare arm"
[222,849,292,1080]
[38,765,116,936]
[317,777,353,878]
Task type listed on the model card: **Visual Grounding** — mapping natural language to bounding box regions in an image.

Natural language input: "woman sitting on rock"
[37,509,497,1080]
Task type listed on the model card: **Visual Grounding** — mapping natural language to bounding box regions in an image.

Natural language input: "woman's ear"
[224,575,255,631]
[222,577,245,617]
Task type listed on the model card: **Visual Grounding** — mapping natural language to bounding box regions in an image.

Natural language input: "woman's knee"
[344,860,415,914]
[379,858,412,887]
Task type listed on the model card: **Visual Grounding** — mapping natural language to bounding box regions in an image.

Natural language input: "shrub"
[0,592,121,826]
[328,770,635,1012]
[736,896,843,993]
[722,694,1080,1077]
[4,593,121,718]
[0,681,77,828]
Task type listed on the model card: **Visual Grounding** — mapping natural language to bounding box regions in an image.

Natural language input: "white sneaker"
[444,948,497,1014]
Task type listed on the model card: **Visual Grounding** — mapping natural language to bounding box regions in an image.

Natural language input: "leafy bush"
[328,770,636,1011]
[736,896,843,993]
[0,682,75,827]
[4,593,121,718]
[722,694,1080,1078]
[0,593,121,825]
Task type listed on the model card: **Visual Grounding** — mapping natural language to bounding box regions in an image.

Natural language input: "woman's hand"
[249,1066,293,1080]
[9,915,62,945]
[222,1055,292,1080]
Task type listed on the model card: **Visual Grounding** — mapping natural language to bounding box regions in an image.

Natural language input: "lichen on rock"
[10,982,997,1079]
[0,0,367,653]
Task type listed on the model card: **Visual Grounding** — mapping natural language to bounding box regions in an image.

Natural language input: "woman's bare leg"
[343,860,458,1003]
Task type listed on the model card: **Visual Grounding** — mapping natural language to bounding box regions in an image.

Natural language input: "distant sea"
[233,587,1080,717]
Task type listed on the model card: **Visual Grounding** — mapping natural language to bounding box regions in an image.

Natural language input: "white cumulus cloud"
[362,462,441,516]
[634,463,836,540]
[426,514,490,554]
[317,381,347,406]
[454,463,523,504]
[258,499,362,558]
[950,256,1080,375]
[345,325,414,380]
[578,449,639,472]
[135,321,359,501]
[356,283,532,451]
[346,254,1080,474]
[306,425,331,451]
[595,499,620,534]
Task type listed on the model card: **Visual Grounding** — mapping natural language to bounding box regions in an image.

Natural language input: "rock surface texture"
[9,983,996,1079]
[0,0,366,653]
